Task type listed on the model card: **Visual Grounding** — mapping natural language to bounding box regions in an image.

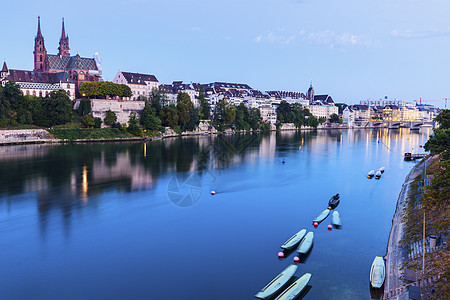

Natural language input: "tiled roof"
[1,62,7,72]
[6,69,74,84]
[121,71,158,85]
[207,82,253,90]
[314,94,334,104]
[47,54,98,71]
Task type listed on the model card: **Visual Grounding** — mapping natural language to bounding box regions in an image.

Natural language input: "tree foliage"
[79,82,132,98]
[77,99,92,116]
[43,90,74,126]
[198,86,210,120]
[214,100,235,130]
[140,103,161,131]
[160,104,179,128]
[104,110,117,126]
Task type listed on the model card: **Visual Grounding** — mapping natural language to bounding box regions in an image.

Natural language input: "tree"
[119,84,132,98]
[94,117,102,128]
[82,114,95,128]
[150,88,166,114]
[104,110,117,126]
[177,101,190,125]
[435,109,450,129]
[234,103,250,130]
[1,81,21,113]
[276,100,291,123]
[306,115,319,128]
[77,99,92,116]
[214,100,235,130]
[140,103,161,131]
[330,113,340,123]
[177,92,191,104]
[43,90,73,126]
[198,86,210,120]
[248,108,261,130]
[79,82,131,99]
[127,112,141,136]
[160,104,179,128]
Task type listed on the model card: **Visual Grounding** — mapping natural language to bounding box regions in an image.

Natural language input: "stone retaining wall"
[0,129,57,144]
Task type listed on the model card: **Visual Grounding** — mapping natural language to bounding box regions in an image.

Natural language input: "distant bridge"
[366,121,436,129]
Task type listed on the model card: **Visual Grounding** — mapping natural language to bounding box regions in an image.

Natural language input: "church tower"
[33,16,48,72]
[58,18,70,57]
[307,81,314,102]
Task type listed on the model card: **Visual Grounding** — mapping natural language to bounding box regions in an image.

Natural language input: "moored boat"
[312,209,330,224]
[275,273,312,300]
[297,231,314,254]
[331,211,342,227]
[328,193,340,209]
[255,265,298,299]
[281,229,307,250]
[370,256,385,288]
[375,170,382,179]
[378,167,385,173]
[368,170,375,179]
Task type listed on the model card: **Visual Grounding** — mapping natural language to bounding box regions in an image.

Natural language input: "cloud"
[391,28,450,39]
[307,30,375,48]
[254,29,376,49]
[254,30,304,44]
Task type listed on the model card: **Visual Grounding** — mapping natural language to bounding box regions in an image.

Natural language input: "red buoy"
[211,191,216,196]
[278,252,284,258]
[313,222,318,228]
[327,225,332,231]
[294,256,300,263]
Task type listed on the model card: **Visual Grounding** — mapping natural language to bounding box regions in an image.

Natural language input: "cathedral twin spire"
[33,17,70,71]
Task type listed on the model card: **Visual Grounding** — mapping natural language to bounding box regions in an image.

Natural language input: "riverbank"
[0,124,349,145]
[383,156,437,300]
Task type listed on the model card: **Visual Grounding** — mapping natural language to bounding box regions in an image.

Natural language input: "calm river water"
[0,128,431,299]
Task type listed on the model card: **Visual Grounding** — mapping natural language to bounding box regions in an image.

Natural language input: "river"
[0,128,431,299]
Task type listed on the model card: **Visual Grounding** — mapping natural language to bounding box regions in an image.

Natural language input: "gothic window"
[67,84,70,88]
[33,90,36,96]
[26,90,30,95]
[45,91,49,96]
[67,91,70,96]
[39,91,42,97]
[40,55,42,62]
[40,63,42,69]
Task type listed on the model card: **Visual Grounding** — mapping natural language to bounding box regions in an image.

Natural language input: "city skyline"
[2,0,449,107]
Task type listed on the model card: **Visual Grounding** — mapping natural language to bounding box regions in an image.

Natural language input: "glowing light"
[81,165,88,203]
[144,143,147,158]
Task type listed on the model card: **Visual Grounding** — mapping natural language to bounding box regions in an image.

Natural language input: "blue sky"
[2,0,450,107]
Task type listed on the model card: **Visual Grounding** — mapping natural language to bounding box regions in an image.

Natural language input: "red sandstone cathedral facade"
[32,17,102,94]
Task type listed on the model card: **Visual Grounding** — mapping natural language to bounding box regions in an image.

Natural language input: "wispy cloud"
[187,27,202,32]
[391,28,450,39]
[307,30,375,48]
[254,29,376,48]
[254,30,304,44]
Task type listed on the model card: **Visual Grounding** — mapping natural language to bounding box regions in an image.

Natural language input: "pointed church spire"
[1,61,7,72]
[310,80,313,88]
[37,16,42,37]
[58,18,70,56]
[61,18,66,38]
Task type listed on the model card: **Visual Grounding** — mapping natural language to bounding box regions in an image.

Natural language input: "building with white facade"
[360,98,407,107]
[113,71,159,100]
[1,62,76,100]
[343,105,371,127]
[307,104,338,119]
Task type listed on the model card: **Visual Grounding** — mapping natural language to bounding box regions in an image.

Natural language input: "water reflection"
[0,129,430,237]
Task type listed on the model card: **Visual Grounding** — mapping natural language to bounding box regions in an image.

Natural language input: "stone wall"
[0,129,55,144]
[74,99,146,126]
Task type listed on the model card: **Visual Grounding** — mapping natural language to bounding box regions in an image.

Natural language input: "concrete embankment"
[0,129,59,145]
[383,156,436,300]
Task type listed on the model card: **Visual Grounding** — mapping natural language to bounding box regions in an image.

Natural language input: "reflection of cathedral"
[0,17,102,99]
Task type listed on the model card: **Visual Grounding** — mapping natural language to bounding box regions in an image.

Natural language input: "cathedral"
[33,17,102,92]
[1,17,102,99]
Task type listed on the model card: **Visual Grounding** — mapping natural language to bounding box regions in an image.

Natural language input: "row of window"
[23,90,71,97]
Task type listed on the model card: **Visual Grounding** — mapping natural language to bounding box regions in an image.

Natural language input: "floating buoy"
[282,158,286,164]
[278,252,284,258]
[294,256,300,262]
[211,191,216,196]
[313,222,318,228]
[327,225,332,231]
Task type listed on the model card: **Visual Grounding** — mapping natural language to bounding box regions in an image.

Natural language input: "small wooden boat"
[255,265,298,299]
[378,167,385,173]
[331,211,342,227]
[370,256,385,288]
[328,193,340,209]
[281,229,307,250]
[275,273,312,300]
[312,209,330,224]
[368,170,375,179]
[297,231,314,254]
[375,170,382,180]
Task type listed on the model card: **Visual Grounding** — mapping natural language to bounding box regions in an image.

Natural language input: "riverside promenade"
[383,156,435,300]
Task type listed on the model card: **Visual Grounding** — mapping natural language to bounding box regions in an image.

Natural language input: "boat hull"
[312,209,330,223]
[370,256,385,288]
[255,265,298,299]
[281,229,307,250]
[331,211,342,227]
[275,273,312,300]
[297,232,314,254]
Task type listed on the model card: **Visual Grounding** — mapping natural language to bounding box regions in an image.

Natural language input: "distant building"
[113,71,159,100]
[33,17,102,95]
[343,105,371,127]
[159,81,199,106]
[360,98,406,107]
[1,62,76,100]
[306,82,314,101]
[307,104,338,119]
